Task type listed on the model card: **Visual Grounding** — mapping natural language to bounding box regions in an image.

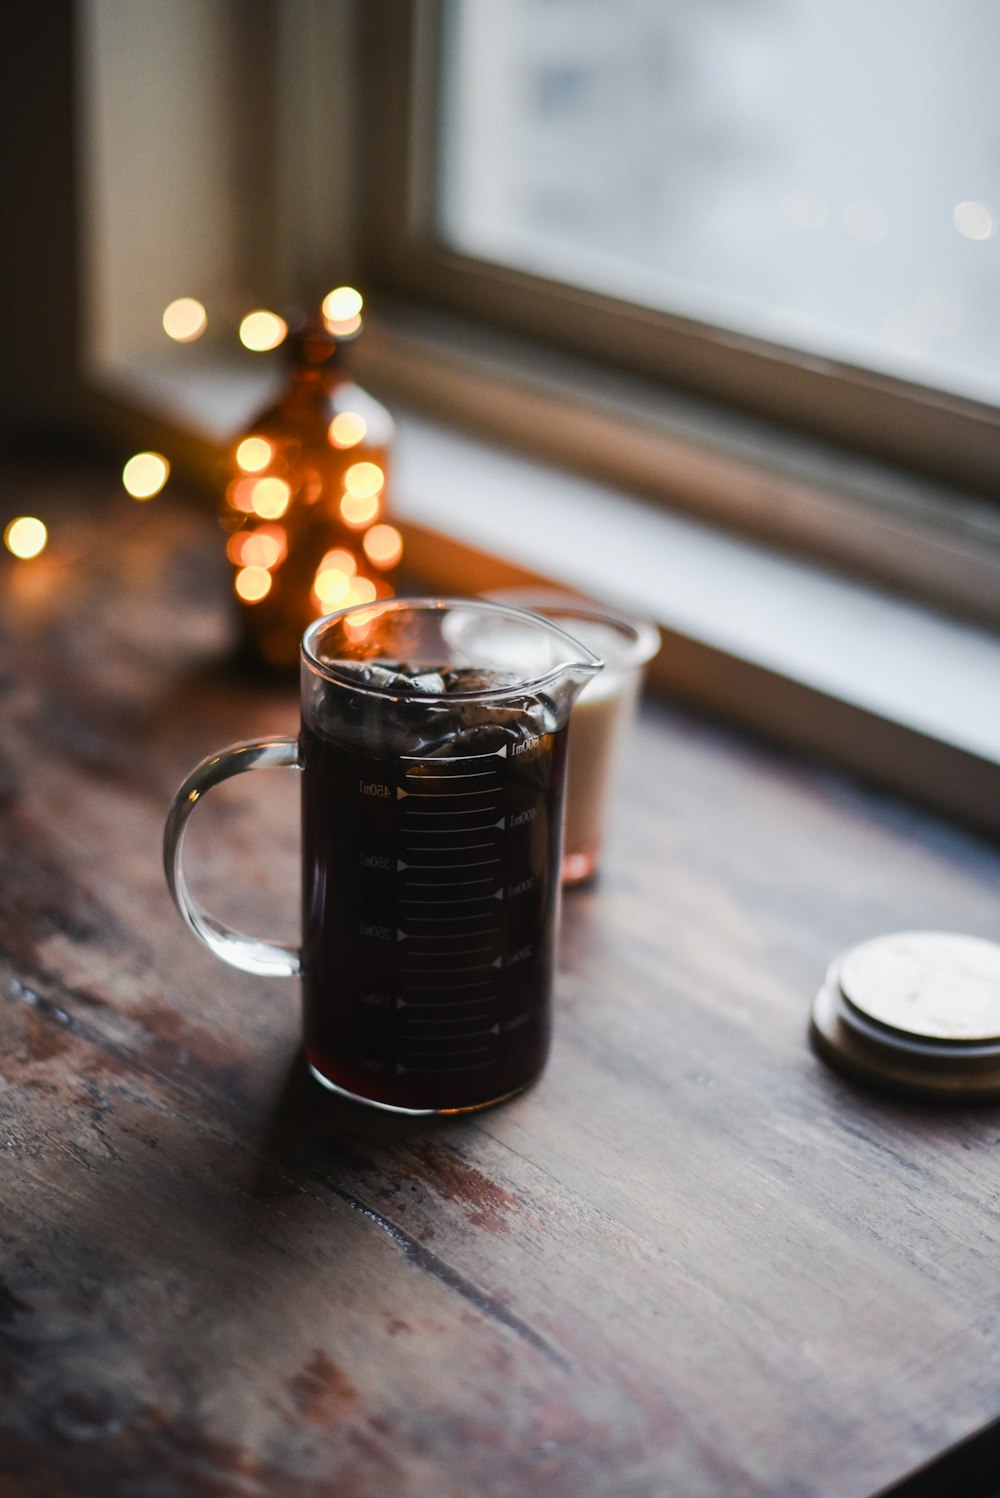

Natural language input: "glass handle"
[163,736,302,977]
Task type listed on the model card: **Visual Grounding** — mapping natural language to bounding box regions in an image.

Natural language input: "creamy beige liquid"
[560,619,644,884]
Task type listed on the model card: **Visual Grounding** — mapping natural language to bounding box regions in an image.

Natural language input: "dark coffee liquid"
[301,708,567,1112]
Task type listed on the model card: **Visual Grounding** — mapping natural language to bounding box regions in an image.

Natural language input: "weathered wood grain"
[1,461,1000,1497]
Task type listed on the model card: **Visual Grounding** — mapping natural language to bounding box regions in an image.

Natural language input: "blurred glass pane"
[440,0,1000,405]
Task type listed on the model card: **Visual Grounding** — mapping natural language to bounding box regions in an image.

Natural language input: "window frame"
[357,0,1000,505]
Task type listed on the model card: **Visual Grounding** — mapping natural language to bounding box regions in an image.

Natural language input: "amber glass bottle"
[221,318,400,671]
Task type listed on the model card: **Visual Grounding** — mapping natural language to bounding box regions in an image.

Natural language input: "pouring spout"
[558,653,604,697]
[533,619,604,712]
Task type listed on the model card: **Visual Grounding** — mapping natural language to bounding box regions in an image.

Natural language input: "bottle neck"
[284,321,349,387]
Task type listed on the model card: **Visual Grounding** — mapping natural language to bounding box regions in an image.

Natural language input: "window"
[441,0,999,410]
[360,1,1000,502]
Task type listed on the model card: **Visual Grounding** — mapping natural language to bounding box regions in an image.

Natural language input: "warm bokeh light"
[312,566,352,609]
[226,525,287,570]
[344,461,384,498]
[4,516,47,559]
[234,565,272,603]
[327,313,362,337]
[239,309,288,351]
[321,286,363,336]
[162,296,207,343]
[340,492,380,527]
[328,411,368,449]
[323,286,364,322]
[227,478,257,513]
[225,532,246,566]
[346,576,378,605]
[344,607,377,642]
[953,200,995,241]
[362,523,403,569]
[235,435,274,473]
[122,452,169,499]
[319,547,357,577]
[249,476,291,519]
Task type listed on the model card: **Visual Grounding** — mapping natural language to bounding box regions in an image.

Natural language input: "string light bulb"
[321,285,364,338]
[235,436,274,473]
[221,294,400,668]
[239,310,288,352]
[363,523,404,569]
[162,297,207,342]
[328,411,367,449]
[4,516,47,559]
[123,452,169,500]
[234,565,272,603]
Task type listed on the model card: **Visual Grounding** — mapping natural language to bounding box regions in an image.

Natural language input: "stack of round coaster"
[810,931,1000,1101]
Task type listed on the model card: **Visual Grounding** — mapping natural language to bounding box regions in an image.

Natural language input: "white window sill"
[354,305,1000,632]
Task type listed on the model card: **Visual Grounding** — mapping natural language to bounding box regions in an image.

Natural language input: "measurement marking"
[402,820,505,833]
[403,946,495,957]
[403,930,495,941]
[401,828,500,836]
[406,913,496,924]
[404,770,496,780]
[401,1013,493,1026]
[400,787,497,799]
[405,807,497,817]
[401,962,498,976]
[405,879,494,890]
[399,859,500,871]
[403,843,495,853]
[402,893,501,906]
[402,1024,499,1037]
[401,747,506,761]
[395,982,494,994]
[399,991,496,1004]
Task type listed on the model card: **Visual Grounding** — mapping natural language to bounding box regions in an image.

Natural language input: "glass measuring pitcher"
[164,598,601,1114]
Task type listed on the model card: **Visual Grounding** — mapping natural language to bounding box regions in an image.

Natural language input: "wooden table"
[2,462,1000,1498]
